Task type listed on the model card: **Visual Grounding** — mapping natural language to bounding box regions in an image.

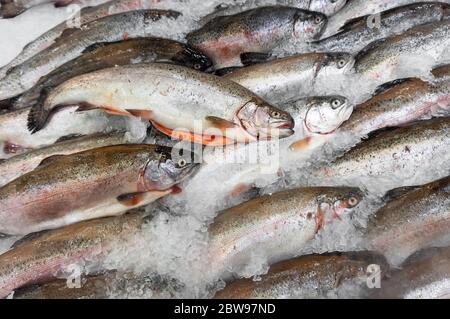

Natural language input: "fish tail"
[27,88,53,134]
[0,0,25,18]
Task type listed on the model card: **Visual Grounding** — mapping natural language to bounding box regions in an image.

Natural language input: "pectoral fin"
[205,116,237,131]
[117,192,147,206]
[126,109,154,120]
[37,155,65,168]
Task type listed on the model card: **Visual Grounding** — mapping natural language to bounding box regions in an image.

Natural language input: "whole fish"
[214,253,378,299]
[321,0,450,39]
[201,0,347,21]
[207,187,363,278]
[371,247,450,299]
[0,132,127,187]
[186,6,327,69]
[14,271,182,299]
[9,38,212,110]
[317,118,450,192]
[354,20,450,93]
[311,2,450,54]
[0,212,150,299]
[0,106,126,159]
[0,0,88,18]
[0,0,178,80]
[225,52,355,104]
[0,9,182,100]
[290,66,450,152]
[27,63,295,145]
[364,176,450,267]
[0,144,198,235]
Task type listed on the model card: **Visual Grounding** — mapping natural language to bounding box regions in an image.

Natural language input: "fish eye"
[331,99,342,109]
[314,16,323,24]
[271,111,281,118]
[177,158,187,168]
[337,59,347,68]
[330,0,338,3]
[348,196,359,207]
[194,63,202,70]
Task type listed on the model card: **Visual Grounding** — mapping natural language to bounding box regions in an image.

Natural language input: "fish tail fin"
[27,87,54,134]
[0,0,25,18]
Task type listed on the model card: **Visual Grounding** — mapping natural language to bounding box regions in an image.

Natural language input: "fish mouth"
[276,122,295,129]
[276,128,295,138]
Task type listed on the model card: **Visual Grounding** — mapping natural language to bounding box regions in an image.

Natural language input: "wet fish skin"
[187,6,327,68]
[0,106,124,159]
[364,176,450,267]
[354,20,450,87]
[320,118,450,190]
[207,186,363,277]
[0,144,198,235]
[311,2,450,54]
[10,38,213,110]
[321,0,450,39]
[0,0,76,18]
[0,212,149,299]
[214,253,373,299]
[27,63,294,145]
[225,52,354,103]
[0,9,182,100]
[0,132,127,187]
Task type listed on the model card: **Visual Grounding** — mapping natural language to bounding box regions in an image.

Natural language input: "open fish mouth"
[276,122,295,129]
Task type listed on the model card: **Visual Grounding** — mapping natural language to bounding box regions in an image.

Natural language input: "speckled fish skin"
[0,106,122,159]
[27,63,294,145]
[0,9,181,100]
[321,118,450,189]
[311,2,450,54]
[13,271,182,299]
[364,176,450,267]
[214,254,371,299]
[187,6,327,68]
[0,0,171,79]
[0,0,79,18]
[0,132,127,187]
[321,0,450,39]
[207,187,363,277]
[0,144,198,235]
[354,20,450,86]
[337,71,450,137]
[225,52,354,103]
[0,212,149,299]
[10,38,212,110]
[370,247,450,299]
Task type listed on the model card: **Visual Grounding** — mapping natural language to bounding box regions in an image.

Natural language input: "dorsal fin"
[55,134,84,143]
[36,155,65,168]
[337,15,368,33]
[373,78,413,95]
[10,230,50,249]
[382,186,421,202]
[354,38,388,62]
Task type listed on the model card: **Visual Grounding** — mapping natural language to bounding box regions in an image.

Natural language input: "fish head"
[293,10,327,40]
[309,0,347,16]
[236,99,295,140]
[172,46,213,71]
[317,187,364,223]
[142,145,199,190]
[320,52,355,76]
[304,96,353,135]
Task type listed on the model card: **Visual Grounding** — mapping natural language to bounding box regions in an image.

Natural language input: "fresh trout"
[9,38,212,110]
[186,6,327,69]
[0,212,149,299]
[364,176,450,267]
[0,9,182,100]
[214,253,379,299]
[317,118,450,192]
[0,106,126,159]
[311,2,450,54]
[0,132,127,187]
[0,0,87,18]
[321,0,450,39]
[0,144,198,235]
[225,52,355,104]
[207,187,363,278]
[27,63,295,145]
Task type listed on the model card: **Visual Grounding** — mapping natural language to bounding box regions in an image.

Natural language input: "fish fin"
[214,67,242,76]
[36,155,65,168]
[336,15,369,33]
[382,186,422,202]
[0,97,14,109]
[126,109,154,120]
[355,38,388,62]
[240,52,271,66]
[54,0,73,8]
[117,192,148,206]
[58,27,78,40]
[205,116,236,130]
[0,0,25,18]
[55,134,84,143]
[373,78,413,95]
[289,136,312,152]
[0,232,10,238]
[10,230,50,249]
[3,141,30,155]
[27,86,55,134]
[75,102,99,112]
[81,42,113,54]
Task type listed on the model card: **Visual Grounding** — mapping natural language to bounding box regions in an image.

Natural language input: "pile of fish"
[0,0,449,299]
